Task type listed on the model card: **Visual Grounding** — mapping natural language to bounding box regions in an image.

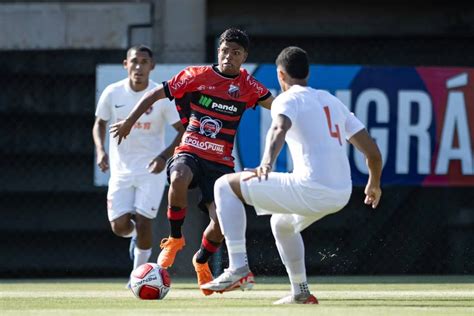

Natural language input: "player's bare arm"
[92,117,110,172]
[349,129,383,208]
[258,95,274,110]
[147,122,185,174]
[244,113,292,182]
[110,85,167,144]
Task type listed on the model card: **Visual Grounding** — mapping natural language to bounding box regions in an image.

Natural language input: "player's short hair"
[275,46,309,79]
[127,45,154,59]
[219,28,250,51]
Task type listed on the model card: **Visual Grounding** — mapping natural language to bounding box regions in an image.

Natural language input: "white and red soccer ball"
[129,263,171,300]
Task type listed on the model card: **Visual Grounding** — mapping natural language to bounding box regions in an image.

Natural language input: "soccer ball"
[129,263,171,300]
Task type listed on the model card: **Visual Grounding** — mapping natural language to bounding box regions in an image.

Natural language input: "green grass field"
[1,276,473,316]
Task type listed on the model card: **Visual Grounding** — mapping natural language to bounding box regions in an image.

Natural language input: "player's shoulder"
[182,65,211,76]
[147,79,160,89]
[314,89,349,113]
[313,89,341,104]
[239,68,268,95]
[275,85,306,101]
[103,78,128,94]
[271,89,297,112]
[314,88,333,98]
[240,68,259,84]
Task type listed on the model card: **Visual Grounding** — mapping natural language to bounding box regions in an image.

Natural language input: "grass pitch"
[1,276,473,316]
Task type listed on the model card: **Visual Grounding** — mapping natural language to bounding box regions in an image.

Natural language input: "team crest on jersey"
[199,116,222,138]
[228,84,240,98]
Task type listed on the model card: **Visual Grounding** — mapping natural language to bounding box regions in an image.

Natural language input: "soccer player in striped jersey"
[111,28,274,295]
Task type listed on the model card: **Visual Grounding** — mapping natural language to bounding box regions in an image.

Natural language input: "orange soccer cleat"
[192,254,214,296]
[157,236,185,268]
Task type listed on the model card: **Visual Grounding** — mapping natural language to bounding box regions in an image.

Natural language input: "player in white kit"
[92,45,184,285]
[202,46,383,304]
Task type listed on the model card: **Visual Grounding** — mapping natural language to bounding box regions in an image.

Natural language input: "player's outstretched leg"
[200,266,254,293]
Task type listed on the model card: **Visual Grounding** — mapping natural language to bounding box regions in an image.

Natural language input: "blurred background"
[1,0,473,279]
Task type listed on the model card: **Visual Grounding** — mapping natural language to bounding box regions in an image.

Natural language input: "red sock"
[195,234,221,264]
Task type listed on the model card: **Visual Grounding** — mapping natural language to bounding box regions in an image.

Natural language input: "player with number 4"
[202,46,383,304]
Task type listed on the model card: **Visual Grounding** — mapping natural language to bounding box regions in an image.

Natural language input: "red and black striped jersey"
[163,65,271,167]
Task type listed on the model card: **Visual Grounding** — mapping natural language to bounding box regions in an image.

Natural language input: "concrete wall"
[0,1,207,62]
[0,2,151,49]
[151,0,206,63]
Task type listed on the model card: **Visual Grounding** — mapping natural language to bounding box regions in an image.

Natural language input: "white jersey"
[95,79,180,176]
[271,85,364,190]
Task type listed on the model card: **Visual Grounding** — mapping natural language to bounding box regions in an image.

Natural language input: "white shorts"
[240,172,351,233]
[107,172,166,221]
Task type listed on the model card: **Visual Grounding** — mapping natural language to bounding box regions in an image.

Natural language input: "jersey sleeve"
[164,66,203,99]
[95,86,112,121]
[345,113,365,139]
[336,95,365,139]
[270,92,297,123]
[246,76,271,109]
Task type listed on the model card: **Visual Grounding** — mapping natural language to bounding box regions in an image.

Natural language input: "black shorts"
[166,153,234,213]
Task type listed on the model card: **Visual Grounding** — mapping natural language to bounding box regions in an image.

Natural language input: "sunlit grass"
[1,276,473,316]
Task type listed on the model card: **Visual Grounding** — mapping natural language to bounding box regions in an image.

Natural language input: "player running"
[201,46,383,304]
[93,45,184,287]
[110,28,274,295]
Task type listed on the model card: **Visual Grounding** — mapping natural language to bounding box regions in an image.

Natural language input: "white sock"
[123,219,137,238]
[133,247,152,270]
[214,176,248,270]
[271,215,308,295]
[227,240,248,270]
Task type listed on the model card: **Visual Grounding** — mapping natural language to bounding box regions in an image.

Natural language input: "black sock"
[167,206,186,238]
[169,219,184,238]
[195,235,221,263]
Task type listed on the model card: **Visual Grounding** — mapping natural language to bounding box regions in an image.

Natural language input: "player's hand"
[364,182,382,209]
[110,119,134,145]
[242,163,272,182]
[96,150,109,172]
[147,155,166,174]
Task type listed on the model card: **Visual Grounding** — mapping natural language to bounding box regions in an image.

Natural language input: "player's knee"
[270,215,294,237]
[110,221,130,237]
[170,170,192,190]
[214,175,231,198]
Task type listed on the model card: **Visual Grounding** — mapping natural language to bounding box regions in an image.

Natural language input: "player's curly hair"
[276,46,309,79]
[219,28,250,51]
